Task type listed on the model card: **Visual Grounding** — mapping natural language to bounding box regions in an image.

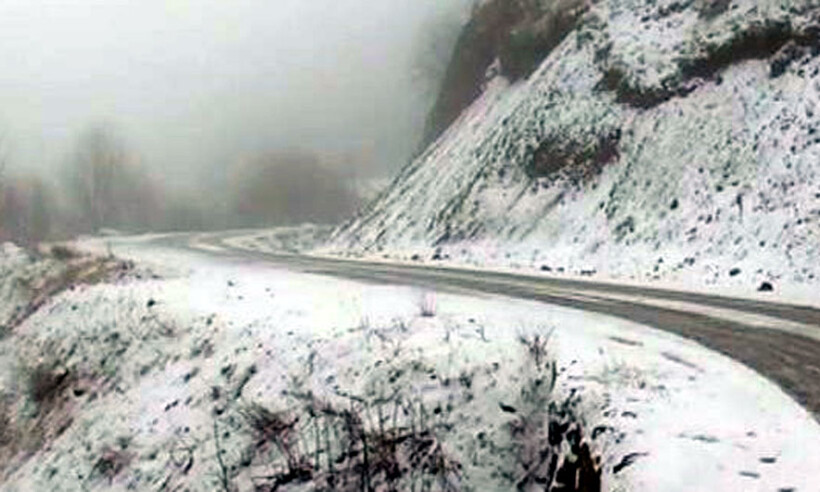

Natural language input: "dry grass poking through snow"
[212,330,601,491]
[509,335,601,491]
[0,244,149,481]
[0,358,80,479]
[233,396,461,491]
[2,245,133,337]
[0,245,606,491]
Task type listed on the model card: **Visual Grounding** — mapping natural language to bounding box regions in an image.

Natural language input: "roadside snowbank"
[0,241,818,491]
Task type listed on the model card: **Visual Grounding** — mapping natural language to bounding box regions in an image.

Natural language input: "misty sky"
[0,0,471,189]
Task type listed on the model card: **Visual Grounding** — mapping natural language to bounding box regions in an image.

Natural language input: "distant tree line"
[227,150,360,227]
[0,125,364,246]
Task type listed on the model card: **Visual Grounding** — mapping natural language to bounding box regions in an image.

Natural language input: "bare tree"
[67,125,159,233]
[0,134,10,242]
[0,135,57,244]
[69,127,122,231]
[0,133,7,184]
[0,175,55,245]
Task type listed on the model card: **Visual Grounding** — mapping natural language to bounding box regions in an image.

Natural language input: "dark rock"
[592,425,612,439]
[729,267,741,276]
[613,452,648,474]
[499,403,517,413]
[146,299,156,308]
[758,281,774,292]
[29,366,71,405]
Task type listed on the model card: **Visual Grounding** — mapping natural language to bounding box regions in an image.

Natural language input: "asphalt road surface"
[151,232,820,420]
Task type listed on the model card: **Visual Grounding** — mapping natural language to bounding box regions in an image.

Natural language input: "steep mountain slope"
[329,0,820,296]
[422,0,587,146]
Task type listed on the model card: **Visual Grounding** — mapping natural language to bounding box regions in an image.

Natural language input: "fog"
[0,0,472,239]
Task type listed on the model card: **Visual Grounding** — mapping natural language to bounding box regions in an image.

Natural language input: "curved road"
[153,232,820,420]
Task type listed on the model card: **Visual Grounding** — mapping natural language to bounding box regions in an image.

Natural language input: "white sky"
[0,0,470,187]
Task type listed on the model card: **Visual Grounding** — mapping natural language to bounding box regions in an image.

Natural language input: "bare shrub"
[419,291,437,318]
[511,335,601,491]
[221,326,601,491]
[49,244,81,261]
[236,396,460,492]
[519,331,553,371]
[240,403,300,462]
[91,445,135,484]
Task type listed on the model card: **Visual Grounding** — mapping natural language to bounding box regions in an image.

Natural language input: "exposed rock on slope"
[423,0,588,146]
[331,0,820,294]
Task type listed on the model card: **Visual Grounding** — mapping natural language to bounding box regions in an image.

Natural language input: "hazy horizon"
[0,0,472,191]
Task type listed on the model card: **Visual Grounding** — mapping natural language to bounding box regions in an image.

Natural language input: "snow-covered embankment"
[0,240,817,491]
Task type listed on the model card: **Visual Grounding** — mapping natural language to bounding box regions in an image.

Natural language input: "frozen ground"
[225,225,335,255]
[0,239,818,491]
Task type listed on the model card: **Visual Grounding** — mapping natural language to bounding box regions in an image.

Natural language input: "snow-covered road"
[158,230,820,421]
[2,232,809,490]
[58,231,817,491]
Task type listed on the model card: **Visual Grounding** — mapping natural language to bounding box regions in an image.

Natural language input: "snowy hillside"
[328,0,820,298]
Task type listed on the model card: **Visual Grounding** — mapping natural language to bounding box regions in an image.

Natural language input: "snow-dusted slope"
[329,0,820,297]
[0,244,58,329]
[3,239,819,491]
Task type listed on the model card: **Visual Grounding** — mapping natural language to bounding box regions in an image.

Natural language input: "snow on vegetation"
[0,243,132,336]
[1,243,818,491]
[326,0,820,303]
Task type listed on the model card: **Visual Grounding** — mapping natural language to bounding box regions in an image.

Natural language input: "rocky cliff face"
[331,0,820,295]
[422,0,588,146]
